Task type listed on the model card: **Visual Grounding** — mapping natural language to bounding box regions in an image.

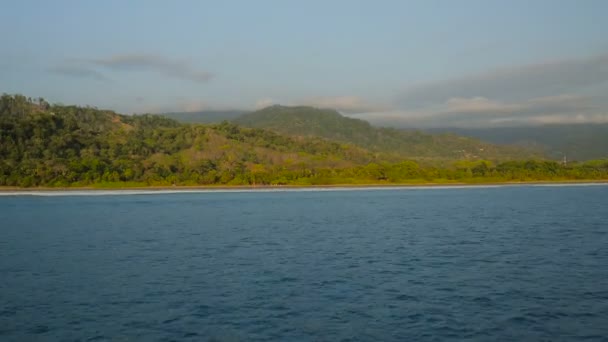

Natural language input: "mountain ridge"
[427,124,608,161]
[163,110,248,124]
[233,105,542,162]
[162,106,607,161]
[3,94,606,187]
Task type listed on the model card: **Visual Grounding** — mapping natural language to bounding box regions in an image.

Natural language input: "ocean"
[1,185,607,341]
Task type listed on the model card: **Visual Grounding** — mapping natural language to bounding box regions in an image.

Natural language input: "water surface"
[1,185,607,341]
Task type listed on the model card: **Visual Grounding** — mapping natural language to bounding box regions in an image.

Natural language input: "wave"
[529,182,608,187]
[0,183,605,196]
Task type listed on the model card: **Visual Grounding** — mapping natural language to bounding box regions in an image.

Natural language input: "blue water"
[1,185,607,341]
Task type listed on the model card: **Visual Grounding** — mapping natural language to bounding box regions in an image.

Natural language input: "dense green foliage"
[430,125,608,161]
[1,94,608,188]
[163,110,248,124]
[234,105,542,161]
[0,95,383,187]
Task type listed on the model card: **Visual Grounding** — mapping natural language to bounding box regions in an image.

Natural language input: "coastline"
[1,179,607,193]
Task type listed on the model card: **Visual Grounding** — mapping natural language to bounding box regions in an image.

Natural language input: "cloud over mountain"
[353,53,608,127]
[397,53,608,107]
[298,96,384,114]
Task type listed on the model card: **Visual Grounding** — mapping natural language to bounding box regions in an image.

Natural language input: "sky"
[1,0,608,127]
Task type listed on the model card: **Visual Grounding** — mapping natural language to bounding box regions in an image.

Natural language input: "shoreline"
[1,179,607,193]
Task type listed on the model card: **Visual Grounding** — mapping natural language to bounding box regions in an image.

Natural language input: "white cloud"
[297,96,383,113]
[397,53,608,107]
[364,53,608,127]
[179,100,209,112]
[444,97,518,113]
[254,98,277,109]
[353,93,607,128]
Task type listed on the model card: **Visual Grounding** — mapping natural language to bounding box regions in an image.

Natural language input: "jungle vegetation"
[1,94,607,188]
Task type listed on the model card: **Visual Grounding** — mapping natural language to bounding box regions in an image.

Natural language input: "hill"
[427,125,608,161]
[2,95,607,187]
[163,110,248,124]
[0,95,385,187]
[233,105,542,162]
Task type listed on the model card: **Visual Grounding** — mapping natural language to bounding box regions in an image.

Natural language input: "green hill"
[2,95,606,187]
[0,95,384,187]
[428,125,608,161]
[234,105,542,162]
[163,110,248,124]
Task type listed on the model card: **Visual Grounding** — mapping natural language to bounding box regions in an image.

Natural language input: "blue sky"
[1,0,608,127]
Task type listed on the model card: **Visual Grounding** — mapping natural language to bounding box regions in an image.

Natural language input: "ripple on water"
[1,186,608,341]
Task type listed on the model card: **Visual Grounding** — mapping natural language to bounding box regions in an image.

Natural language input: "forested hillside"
[0,95,384,187]
[233,105,542,161]
[1,94,607,187]
[428,125,608,161]
[163,110,248,124]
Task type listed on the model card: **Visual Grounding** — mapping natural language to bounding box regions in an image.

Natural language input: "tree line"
[1,94,607,187]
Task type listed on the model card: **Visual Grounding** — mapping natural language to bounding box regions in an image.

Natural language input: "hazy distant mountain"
[163,108,607,162]
[163,110,249,124]
[234,105,542,162]
[427,124,608,161]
